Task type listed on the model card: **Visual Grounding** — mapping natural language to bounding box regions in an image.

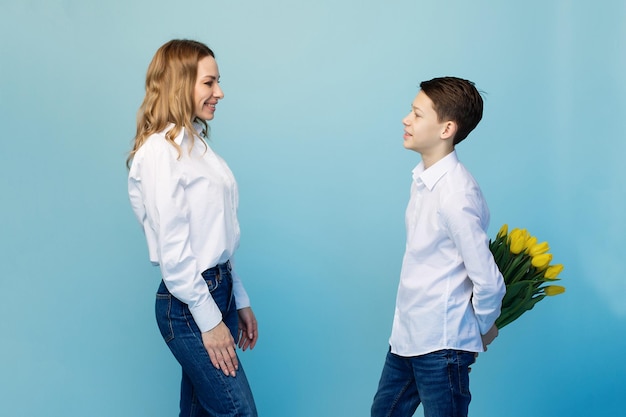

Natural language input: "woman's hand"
[237,307,258,351]
[202,321,238,377]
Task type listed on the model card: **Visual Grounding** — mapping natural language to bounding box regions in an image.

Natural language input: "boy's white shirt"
[390,150,505,357]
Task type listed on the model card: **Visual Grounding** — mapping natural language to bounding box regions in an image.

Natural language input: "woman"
[127,39,258,416]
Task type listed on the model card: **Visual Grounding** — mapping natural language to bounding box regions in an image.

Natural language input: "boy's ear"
[440,121,458,140]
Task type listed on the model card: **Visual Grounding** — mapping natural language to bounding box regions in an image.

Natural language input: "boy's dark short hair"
[419,77,483,145]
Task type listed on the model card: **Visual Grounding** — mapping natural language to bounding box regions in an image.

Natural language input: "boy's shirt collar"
[412,150,458,191]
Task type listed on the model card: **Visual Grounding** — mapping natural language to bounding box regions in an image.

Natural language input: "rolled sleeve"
[229,257,251,309]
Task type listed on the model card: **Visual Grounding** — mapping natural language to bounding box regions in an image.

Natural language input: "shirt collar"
[163,122,205,146]
[412,151,459,191]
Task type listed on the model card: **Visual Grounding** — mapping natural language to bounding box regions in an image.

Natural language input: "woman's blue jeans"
[155,262,257,417]
[371,348,476,417]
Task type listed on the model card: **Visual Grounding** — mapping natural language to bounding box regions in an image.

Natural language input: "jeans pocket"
[455,350,475,396]
[155,293,174,343]
[205,276,220,292]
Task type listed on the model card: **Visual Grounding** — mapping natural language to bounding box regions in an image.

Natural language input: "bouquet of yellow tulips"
[489,224,565,329]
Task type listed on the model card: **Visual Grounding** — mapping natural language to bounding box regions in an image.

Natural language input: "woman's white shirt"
[128,124,250,333]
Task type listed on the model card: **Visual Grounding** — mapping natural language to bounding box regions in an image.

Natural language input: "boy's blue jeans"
[371,348,475,417]
[155,262,257,417]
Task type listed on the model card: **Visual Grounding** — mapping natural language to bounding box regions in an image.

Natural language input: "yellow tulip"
[524,236,538,251]
[544,264,564,280]
[528,241,550,257]
[497,224,508,238]
[507,227,520,243]
[544,285,566,296]
[520,229,531,247]
[508,229,527,254]
[531,253,553,269]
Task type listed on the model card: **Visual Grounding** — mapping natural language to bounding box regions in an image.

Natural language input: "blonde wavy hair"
[126,39,214,168]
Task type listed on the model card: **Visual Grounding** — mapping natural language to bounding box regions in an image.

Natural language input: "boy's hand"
[481,324,499,351]
[471,324,499,372]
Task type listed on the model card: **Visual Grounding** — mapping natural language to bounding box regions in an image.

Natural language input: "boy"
[371,77,506,417]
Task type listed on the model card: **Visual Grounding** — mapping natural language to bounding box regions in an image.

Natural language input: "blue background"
[1,1,624,416]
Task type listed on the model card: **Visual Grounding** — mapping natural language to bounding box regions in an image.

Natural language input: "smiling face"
[402,90,456,166]
[193,56,223,121]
